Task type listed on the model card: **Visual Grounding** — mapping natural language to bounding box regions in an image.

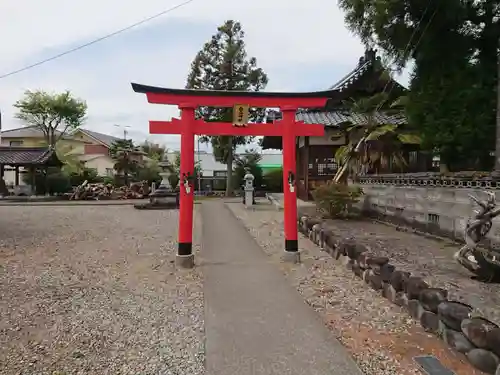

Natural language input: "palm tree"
[233,149,263,189]
[333,93,420,183]
[109,139,141,186]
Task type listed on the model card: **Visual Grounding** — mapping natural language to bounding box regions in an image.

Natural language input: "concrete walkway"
[201,201,363,375]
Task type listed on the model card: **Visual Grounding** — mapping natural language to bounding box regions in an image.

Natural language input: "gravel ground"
[297,205,500,326]
[0,206,205,375]
[227,200,482,375]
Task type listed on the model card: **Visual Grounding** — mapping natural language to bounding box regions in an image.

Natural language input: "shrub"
[312,182,363,218]
[23,167,72,195]
[262,168,283,192]
[68,168,102,186]
[135,166,161,186]
[102,176,115,186]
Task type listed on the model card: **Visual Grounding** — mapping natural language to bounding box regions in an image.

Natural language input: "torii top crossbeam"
[131,83,337,108]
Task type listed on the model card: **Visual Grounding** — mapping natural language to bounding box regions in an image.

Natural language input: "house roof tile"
[0,147,62,166]
[1,126,63,138]
[261,111,406,150]
[296,110,406,127]
[78,129,122,147]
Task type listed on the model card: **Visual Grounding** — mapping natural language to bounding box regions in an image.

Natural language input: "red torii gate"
[132,83,331,268]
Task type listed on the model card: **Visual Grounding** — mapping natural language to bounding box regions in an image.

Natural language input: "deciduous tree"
[14,90,87,147]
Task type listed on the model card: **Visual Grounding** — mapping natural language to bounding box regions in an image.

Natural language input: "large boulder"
[368,273,384,290]
[420,311,440,333]
[366,256,390,269]
[306,217,322,231]
[443,327,475,353]
[378,264,396,282]
[389,270,411,292]
[357,253,389,269]
[324,230,337,248]
[437,301,473,331]
[486,328,500,356]
[404,276,429,300]
[408,299,422,319]
[466,348,499,374]
[419,288,448,313]
[462,317,499,349]
[341,240,367,259]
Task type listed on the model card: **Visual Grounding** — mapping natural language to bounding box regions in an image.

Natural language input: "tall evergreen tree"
[338,0,499,171]
[186,20,268,195]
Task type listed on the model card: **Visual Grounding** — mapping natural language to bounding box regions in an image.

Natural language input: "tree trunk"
[495,36,500,171]
[0,177,7,196]
[225,136,234,196]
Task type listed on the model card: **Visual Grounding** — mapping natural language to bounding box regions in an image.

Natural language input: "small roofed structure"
[0,147,63,194]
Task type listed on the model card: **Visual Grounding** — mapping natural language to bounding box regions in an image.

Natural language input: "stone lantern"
[148,155,179,207]
[243,168,255,207]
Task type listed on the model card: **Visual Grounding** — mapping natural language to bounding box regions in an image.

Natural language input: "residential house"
[69,128,144,177]
[0,126,144,186]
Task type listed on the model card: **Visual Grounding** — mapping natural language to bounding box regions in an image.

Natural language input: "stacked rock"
[297,213,500,374]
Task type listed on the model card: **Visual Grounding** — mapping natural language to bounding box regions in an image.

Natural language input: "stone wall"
[358,183,500,247]
[298,215,500,374]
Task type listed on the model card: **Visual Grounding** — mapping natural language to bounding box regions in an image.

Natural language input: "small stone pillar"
[243,169,255,208]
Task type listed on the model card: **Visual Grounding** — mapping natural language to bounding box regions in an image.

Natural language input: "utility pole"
[114,124,131,140]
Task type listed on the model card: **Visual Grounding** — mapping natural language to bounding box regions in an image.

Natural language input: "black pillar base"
[178,242,192,256]
[285,239,298,252]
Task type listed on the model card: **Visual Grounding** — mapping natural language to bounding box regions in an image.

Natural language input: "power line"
[0,0,195,80]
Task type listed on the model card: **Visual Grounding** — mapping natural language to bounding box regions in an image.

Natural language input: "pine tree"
[186,20,268,196]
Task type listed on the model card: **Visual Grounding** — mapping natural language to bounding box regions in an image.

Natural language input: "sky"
[0,0,410,152]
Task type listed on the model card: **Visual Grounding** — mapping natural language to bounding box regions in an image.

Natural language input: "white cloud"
[0,0,361,68]
[0,0,374,149]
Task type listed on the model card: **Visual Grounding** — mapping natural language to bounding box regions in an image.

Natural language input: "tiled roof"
[261,111,407,150]
[329,60,372,91]
[78,129,122,147]
[0,147,62,166]
[1,126,63,138]
[327,49,406,94]
[296,110,406,127]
